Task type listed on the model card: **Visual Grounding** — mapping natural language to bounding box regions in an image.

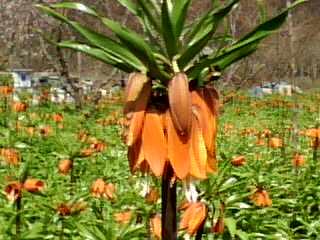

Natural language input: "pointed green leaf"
[171,0,191,38]
[117,0,138,15]
[36,5,147,72]
[101,17,170,81]
[225,217,237,238]
[178,0,239,68]
[188,40,258,79]
[137,0,162,33]
[161,0,178,59]
[188,1,305,79]
[58,42,133,72]
[49,2,99,16]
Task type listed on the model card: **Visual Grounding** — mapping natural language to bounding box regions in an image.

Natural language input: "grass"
[0,90,319,239]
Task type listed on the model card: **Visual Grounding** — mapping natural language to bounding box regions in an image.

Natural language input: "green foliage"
[0,91,319,238]
[36,0,306,84]
[0,73,13,86]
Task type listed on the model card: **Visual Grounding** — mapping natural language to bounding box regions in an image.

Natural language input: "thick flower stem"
[15,196,22,240]
[161,164,177,240]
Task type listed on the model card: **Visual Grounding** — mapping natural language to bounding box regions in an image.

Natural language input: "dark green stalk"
[161,164,177,240]
[15,196,22,240]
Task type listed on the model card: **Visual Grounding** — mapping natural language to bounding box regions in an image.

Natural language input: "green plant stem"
[15,196,22,240]
[70,159,75,197]
[161,164,177,240]
[59,218,64,240]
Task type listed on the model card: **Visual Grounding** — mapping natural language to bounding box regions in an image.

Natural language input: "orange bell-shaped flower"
[231,155,246,167]
[23,179,45,193]
[179,202,207,236]
[250,188,272,207]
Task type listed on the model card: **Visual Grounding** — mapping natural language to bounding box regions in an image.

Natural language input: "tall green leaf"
[58,41,133,72]
[36,5,147,72]
[43,2,169,80]
[161,0,178,59]
[171,0,192,38]
[188,0,305,79]
[178,0,239,69]
[100,18,170,81]
[117,0,138,15]
[137,0,162,34]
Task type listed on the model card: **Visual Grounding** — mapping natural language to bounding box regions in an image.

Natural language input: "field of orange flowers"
[0,88,319,239]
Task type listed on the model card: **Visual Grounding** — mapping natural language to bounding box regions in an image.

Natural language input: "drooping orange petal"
[180,203,198,230]
[127,138,144,173]
[187,203,207,235]
[114,210,132,225]
[127,112,146,146]
[203,87,219,116]
[125,81,151,146]
[167,111,190,179]
[180,202,207,236]
[191,89,218,157]
[142,109,167,177]
[189,114,207,179]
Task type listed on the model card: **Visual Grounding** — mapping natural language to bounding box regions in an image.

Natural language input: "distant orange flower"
[114,210,132,224]
[304,128,320,138]
[57,203,71,216]
[180,202,207,236]
[4,181,22,202]
[250,188,272,207]
[58,159,73,175]
[90,142,107,152]
[56,201,86,217]
[150,214,161,239]
[231,155,246,167]
[26,127,35,137]
[261,129,272,138]
[269,137,283,148]
[91,179,115,200]
[80,148,95,157]
[52,113,64,123]
[39,125,52,137]
[0,86,14,96]
[292,153,305,167]
[0,148,20,165]
[12,102,28,112]
[23,179,45,193]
